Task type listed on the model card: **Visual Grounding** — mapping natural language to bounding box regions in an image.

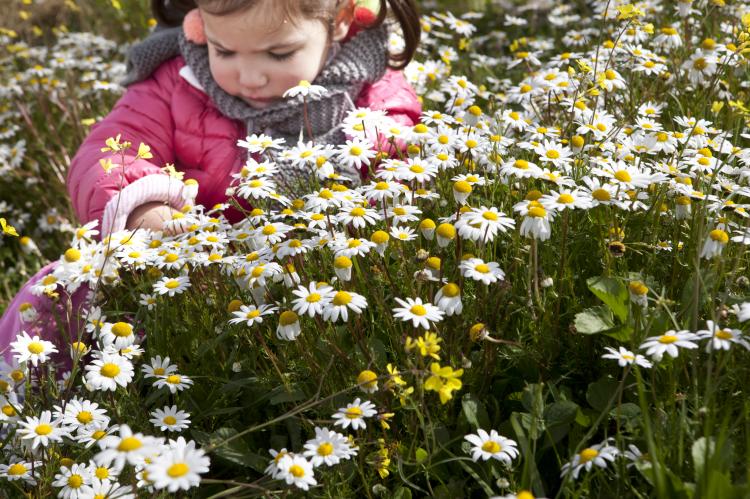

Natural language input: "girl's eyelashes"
[212,48,296,61]
[268,51,296,61]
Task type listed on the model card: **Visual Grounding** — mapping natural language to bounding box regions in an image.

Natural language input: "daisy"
[275,454,317,491]
[76,423,117,449]
[682,50,717,86]
[517,202,555,241]
[601,346,652,368]
[0,458,42,485]
[85,353,134,392]
[460,258,505,285]
[228,304,278,326]
[337,205,381,229]
[388,204,422,225]
[153,373,194,394]
[389,225,418,242]
[695,320,750,352]
[99,321,137,350]
[236,177,276,200]
[302,427,358,467]
[540,189,594,211]
[395,158,439,183]
[700,227,729,259]
[332,398,377,430]
[457,206,515,243]
[57,397,109,431]
[534,140,574,168]
[593,162,653,190]
[277,311,302,341]
[142,356,178,379]
[560,441,619,479]
[150,406,191,432]
[464,429,519,464]
[499,157,542,179]
[292,282,334,318]
[139,293,158,310]
[336,138,376,170]
[87,462,123,486]
[10,330,58,366]
[95,425,159,468]
[639,330,699,361]
[146,437,210,492]
[322,290,368,322]
[153,275,191,297]
[17,410,69,449]
[392,297,444,329]
[332,237,376,258]
[434,282,463,316]
[362,180,402,202]
[52,463,93,499]
[283,80,327,99]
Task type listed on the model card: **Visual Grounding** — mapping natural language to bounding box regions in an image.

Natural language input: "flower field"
[2,0,750,497]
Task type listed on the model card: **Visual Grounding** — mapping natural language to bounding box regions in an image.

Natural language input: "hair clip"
[183,8,207,45]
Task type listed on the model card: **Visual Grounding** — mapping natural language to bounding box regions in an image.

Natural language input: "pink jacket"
[67,56,422,236]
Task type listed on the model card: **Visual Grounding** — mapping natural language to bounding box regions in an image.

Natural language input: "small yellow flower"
[424,363,463,404]
[1,218,19,237]
[136,143,153,160]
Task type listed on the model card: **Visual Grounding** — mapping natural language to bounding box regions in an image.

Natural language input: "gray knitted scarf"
[123,24,389,145]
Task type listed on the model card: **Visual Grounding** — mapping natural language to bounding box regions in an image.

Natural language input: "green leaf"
[586,377,618,412]
[393,487,413,499]
[574,305,615,333]
[415,447,428,464]
[587,276,629,322]
[270,387,306,405]
[692,437,733,483]
[195,428,267,472]
[609,402,641,426]
[461,393,489,429]
[574,306,633,341]
[544,401,578,428]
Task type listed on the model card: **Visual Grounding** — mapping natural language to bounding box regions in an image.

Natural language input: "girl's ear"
[332,0,355,42]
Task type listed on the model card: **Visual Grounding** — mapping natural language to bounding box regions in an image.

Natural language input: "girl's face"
[201,5,351,109]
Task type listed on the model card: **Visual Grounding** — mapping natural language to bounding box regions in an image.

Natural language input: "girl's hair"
[151,0,420,69]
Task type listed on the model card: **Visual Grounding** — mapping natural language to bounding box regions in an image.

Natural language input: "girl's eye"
[269,51,296,61]
[215,49,234,58]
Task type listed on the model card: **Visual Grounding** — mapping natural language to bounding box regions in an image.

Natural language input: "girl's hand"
[125,202,182,235]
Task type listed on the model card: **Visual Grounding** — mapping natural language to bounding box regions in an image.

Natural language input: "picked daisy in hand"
[639,330,699,361]
[302,427,358,467]
[10,330,58,367]
[464,429,519,464]
[601,346,653,368]
[332,398,377,430]
[283,80,327,99]
[392,297,444,329]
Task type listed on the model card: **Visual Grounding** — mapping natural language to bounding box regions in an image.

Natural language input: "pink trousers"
[0,262,89,366]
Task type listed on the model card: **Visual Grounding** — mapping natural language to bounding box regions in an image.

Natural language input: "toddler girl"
[0,0,422,364]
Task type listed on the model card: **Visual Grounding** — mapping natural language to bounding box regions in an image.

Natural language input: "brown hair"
[151,0,420,69]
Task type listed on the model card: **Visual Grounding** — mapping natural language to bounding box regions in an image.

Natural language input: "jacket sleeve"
[355,69,422,127]
[67,58,189,237]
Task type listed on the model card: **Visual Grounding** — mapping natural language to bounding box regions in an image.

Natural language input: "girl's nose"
[239,68,268,90]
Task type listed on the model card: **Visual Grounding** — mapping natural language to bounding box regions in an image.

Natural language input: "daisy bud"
[370,230,389,256]
[18,302,38,323]
[419,218,436,240]
[453,181,472,205]
[571,135,585,150]
[63,248,81,263]
[469,323,489,342]
[276,311,301,341]
[435,223,456,247]
[541,276,554,288]
[182,178,199,202]
[19,236,39,255]
[464,105,482,126]
[232,362,242,373]
[227,299,243,313]
[425,257,441,280]
[357,370,378,393]
[10,370,24,383]
[334,255,353,281]
[70,341,90,359]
